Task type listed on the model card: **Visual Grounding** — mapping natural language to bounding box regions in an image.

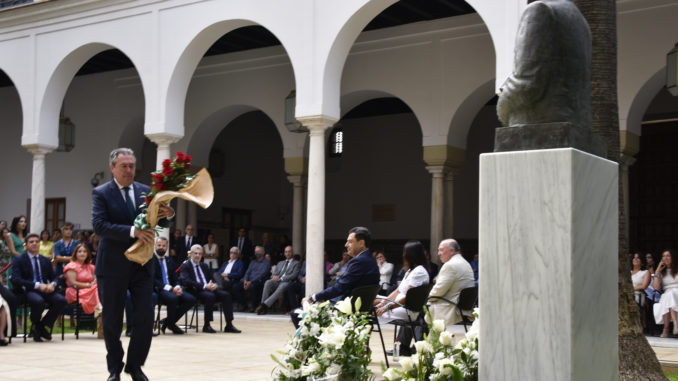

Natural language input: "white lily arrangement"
[382,308,479,381]
[272,297,374,381]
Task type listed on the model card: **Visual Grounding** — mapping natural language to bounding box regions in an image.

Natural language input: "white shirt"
[222,259,236,275]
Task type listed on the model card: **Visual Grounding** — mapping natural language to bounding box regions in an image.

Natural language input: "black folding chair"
[427,286,478,332]
[61,285,98,340]
[383,284,432,353]
[351,284,389,367]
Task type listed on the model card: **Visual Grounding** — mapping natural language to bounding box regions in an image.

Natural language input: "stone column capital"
[619,153,636,168]
[25,144,54,157]
[146,132,182,146]
[287,175,307,187]
[297,115,338,135]
[426,165,449,177]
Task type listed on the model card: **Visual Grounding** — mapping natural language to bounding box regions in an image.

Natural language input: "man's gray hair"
[190,244,203,253]
[109,148,136,166]
[229,246,240,254]
[444,239,461,252]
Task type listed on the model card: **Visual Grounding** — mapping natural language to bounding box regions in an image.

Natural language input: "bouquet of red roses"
[125,151,213,265]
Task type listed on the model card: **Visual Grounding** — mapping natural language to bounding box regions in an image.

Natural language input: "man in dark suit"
[179,245,241,334]
[152,237,195,335]
[230,227,253,264]
[11,233,66,341]
[92,148,174,381]
[212,246,245,290]
[172,224,195,265]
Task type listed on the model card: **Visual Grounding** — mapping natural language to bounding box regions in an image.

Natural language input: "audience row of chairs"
[350,283,478,368]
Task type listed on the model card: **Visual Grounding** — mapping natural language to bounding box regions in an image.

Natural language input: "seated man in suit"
[428,238,475,328]
[213,246,244,291]
[256,245,300,315]
[286,260,305,312]
[10,234,67,342]
[152,237,196,335]
[179,245,240,333]
[231,246,271,312]
[293,227,380,328]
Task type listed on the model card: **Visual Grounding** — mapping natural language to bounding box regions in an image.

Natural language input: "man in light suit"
[11,234,66,342]
[179,245,241,333]
[92,148,174,381]
[428,238,475,327]
[152,237,195,335]
[255,245,300,315]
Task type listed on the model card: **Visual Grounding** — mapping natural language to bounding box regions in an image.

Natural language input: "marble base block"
[479,148,618,381]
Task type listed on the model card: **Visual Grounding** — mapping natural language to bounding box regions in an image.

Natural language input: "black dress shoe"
[30,325,43,342]
[40,325,53,341]
[159,319,167,334]
[224,324,241,333]
[124,366,148,381]
[202,324,217,333]
[106,372,120,381]
[168,323,184,335]
[256,303,268,315]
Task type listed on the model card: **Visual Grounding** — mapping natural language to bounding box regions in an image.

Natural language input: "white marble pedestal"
[479,148,618,381]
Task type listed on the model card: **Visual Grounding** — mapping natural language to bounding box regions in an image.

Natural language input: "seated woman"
[652,249,678,338]
[631,253,650,330]
[375,240,430,323]
[64,243,101,316]
[375,251,394,296]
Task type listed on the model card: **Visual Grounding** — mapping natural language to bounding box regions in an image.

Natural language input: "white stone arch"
[623,68,665,137]
[446,79,496,148]
[309,0,522,122]
[159,4,302,140]
[35,42,147,149]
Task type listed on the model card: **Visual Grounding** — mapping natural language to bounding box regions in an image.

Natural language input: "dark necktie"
[196,265,205,284]
[33,256,43,284]
[280,260,289,278]
[186,237,191,252]
[123,186,136,219]
[161,258,169,285]
[238,237,243,252]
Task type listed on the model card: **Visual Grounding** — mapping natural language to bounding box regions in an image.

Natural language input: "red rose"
[145,196,152,205]
[185,155,192,163]
[176,151,185,163]
[162,166,173,177]
[156,182,166,191]
[162,159,172,168]
[152,173,163,183]
[184,162,191,169]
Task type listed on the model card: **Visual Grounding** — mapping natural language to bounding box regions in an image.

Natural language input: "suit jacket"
[216,259,244,281]
[92,180,154,278]
[11,252,57,291]
[271,259,301,283]
[152,255,180,291]
[174,235,196,265]
[230,236,253,260]
[178,260,212,294]
[315,250,379,303]
[428,253,475,326]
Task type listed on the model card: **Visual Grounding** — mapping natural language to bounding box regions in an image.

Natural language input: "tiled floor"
[3,312,677,380]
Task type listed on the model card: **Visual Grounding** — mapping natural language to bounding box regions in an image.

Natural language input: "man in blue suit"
[292,227,379,328]
[152,237,195,335]
[92,148,174,381]
[11,233,66,342]
[212,246,245,290]
[307,227,379,304]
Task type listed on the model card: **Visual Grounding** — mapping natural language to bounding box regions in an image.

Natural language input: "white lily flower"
[335,296,354,315]
[400,357,413,372]
[439,330,453,346]
[433,319,445,332]
[383,368,399,381]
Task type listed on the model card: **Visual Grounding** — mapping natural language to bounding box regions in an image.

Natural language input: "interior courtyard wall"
[325,113,430,241]
[196,111,291,234]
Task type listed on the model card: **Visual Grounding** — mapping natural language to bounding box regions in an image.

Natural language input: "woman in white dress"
[375,241,430,323]
[652,249,678,337]
[375,251,394,295]
[631,253,650,306]
[0,293,10,346]
[203,233,220,272]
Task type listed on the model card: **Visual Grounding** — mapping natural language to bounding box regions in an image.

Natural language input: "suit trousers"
[98,265,154,373]
[195,289,234,323]
[261,279,290,308]
[26,290,66,328]
[232,279,264,308]
[158,289,196,325]
[286,281,305,311]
